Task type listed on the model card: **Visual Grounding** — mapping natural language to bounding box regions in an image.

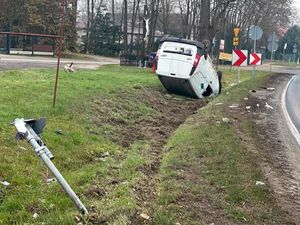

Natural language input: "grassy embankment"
[153,71,291,224]
[0,65,289,224]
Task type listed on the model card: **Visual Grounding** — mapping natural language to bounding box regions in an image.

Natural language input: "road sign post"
[267,32,279,72]
[232,50,248,85]
[283,43,287,64]
[12,118,88,214]
[293,44,297,63]
[249,26,263,78]
[233,28,240,49]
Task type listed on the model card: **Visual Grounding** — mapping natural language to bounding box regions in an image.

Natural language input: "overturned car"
[156,37,222,98]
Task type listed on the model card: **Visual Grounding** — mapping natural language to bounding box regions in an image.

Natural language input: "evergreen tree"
[88,12,122,56]
[0,0,78,52]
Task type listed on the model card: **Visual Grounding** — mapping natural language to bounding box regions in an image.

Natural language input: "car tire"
[217,71,222,94]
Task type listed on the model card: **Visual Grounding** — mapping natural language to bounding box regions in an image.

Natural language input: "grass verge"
[152,72,292,224]
[0,65,287,224]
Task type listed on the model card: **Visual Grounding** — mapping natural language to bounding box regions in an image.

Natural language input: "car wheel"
[217,71,222,94]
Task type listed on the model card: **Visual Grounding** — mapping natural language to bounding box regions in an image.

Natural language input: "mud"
[88,87,206,224]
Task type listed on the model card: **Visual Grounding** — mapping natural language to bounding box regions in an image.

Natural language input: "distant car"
[146,52,157,68]
[156,37,222,98]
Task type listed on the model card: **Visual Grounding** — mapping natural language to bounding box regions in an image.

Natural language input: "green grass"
[270,59,300,67]
[0,66,288,224]
[0,66,159,225]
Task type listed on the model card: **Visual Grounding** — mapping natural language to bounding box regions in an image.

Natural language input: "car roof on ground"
[159,36,204,49]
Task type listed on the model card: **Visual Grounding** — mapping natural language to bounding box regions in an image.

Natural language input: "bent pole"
[12,118,88,214]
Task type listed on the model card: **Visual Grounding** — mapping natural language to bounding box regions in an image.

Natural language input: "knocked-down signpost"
[232,50,248,85]
[12,118,88,215]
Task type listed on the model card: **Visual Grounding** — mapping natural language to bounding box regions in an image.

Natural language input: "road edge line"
[281,75,300,146]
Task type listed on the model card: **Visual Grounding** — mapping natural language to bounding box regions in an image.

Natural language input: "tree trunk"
[112,0,115,26]
[85,0,90,53]
[124,0,128,52]
[198,0,210,41]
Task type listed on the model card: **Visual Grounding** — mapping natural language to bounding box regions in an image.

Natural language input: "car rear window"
[162,43,195,56]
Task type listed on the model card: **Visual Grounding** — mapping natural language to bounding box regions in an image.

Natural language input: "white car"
[156,37,222,98]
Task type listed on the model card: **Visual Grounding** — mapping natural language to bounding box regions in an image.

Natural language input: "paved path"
[0,54,119,70]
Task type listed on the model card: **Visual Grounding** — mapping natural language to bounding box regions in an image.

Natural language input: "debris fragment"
[244,98,248,101]
[46,178,57,184]
[256,181,265,186]
[265,102,274,110]
[267,87,275,91]
[256,104,260,108]
[100,152,110,158]
[0,181,10,186]
[33,213,39,219]
[19,146,27,151]
[64,62,75,72]
[96,151,110,161]
[229,104,239,108]
[215,102,223,106]
[222,118,230,123]
[55,129,63,135]
[74,215,81,223]
[246,106,251,110]
[140,212,150,220]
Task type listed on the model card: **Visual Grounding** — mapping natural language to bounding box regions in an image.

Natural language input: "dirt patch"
[87,87,206,224]
[89,88,204,148]
[84,185,106,198]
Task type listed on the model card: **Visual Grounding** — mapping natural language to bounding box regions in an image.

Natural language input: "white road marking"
[281,75,300,146]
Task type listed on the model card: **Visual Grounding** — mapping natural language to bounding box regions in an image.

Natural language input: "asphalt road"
[285,75,300,133]
[0,54,119,70]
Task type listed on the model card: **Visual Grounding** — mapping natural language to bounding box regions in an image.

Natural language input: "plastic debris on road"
[222,118,230,123]
[140,212,150,220]
[1,181,10,186]
[267,87,275,91]
[215,102,223,106]
[265,102,274,110]
[229,104,239,108]
[255,181,265,186]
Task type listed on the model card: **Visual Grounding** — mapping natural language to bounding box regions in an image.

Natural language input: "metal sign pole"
[237,66,240,86]
[12,118,88,214]
[270,32,274,62]
[253,27,257,78]
[53,0,65,108]
[254,27,257,53]
[270,32,275,72]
